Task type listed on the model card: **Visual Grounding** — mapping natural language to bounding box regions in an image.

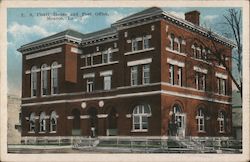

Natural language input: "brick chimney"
[185,10,200,26]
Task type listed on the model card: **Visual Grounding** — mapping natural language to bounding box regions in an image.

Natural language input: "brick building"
[18,7,235,142]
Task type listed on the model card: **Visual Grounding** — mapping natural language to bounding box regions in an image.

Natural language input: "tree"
[197,8,242,98]
[223,9,242,98]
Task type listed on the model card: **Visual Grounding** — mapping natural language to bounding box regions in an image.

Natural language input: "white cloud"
[8,22,51,41]
[168,11,185,19]
[203,15,218,22]
[105,11,127,24]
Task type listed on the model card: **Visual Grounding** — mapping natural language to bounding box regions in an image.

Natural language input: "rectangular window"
[41,70,48,95]
[31,72,37,97]
[142,64,150,84]
[104,76,111,90]
[143,36,149,49]
[177,67,182,86]
[51,68,58,94]
[217,78,226,95]
[87,79,94,92]
[201,74,206,91]
[169,64,174,85]
[86,56,92,66]
[131,66,138,86]
[102,51,108,63]
[195,72,206,90]
[102,49,112,63]
[132,39,138,51]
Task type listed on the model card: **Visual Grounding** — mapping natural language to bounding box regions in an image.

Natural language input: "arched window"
[39,112,46,132]
[196,109,205,132]
[177,37,182,53]
[31,66,37,97]
[51,62,59,94]
[191,44,197,58]
[132,104,151,131]
[197,46,202,59]
[172,104,183,128]
[41,64,48,96]
[170,34,175,50]
[102,48,112,63]
[50,111,57,132]
[29,112,35,132]
[218,111,226,133]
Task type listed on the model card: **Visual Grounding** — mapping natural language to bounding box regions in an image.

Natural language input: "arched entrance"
[72,109,81,135]
[107,108,118,136]
[171,104,186,137]
[88,108,98,137]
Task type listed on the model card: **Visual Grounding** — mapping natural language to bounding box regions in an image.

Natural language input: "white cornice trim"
[80,61,119,70]
[193,66,208,74]
[124,47,155,56]
[21,88,231,107]
[100,70,113,76]
[167,58,185,67]
[215,72,228,79]
[83,73,95,79]
[127,58,152,67]
[97,114,108,118]
[71,47,82,54]
[80,115,90,119]
[26,47,62,60]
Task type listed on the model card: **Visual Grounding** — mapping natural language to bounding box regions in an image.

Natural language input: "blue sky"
[7,7,241,96]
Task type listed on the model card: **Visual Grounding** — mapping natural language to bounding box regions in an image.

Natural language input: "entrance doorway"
[173,104,186,137]
[88,108,98,137]
[107,108,118,136]
[72,109,81,135]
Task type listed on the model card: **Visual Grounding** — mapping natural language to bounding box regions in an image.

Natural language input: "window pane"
[142,123,148,129]
[134,116,140,123]
[134,124,140,129]
[142,116,148,123]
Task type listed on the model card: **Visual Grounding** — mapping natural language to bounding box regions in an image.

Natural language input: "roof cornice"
[112,10,236,48]
[18,35,82,54]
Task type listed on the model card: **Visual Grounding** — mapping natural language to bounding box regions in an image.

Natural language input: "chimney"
[185,10,200,26]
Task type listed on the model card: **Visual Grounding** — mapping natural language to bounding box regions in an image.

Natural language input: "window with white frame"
[218,111,225,133]
[197,47,201,59]
[196,109,205,132]
[29,112,35,132]
[132,105,151,131]
[177,67,182,86]
[169,64,174,85]
[170,34,175,50]
[131,66,138,86]
[177,37,182,53]
[50,111,57,132]
[142,64,150,84]
[39,112,46,132]
[86,55,92,66]
[217,78,226,95]
[87,79,94,92]
[195,72,206,91]
[104,75,111,90]
[41,64,48,96]
[132,38,138,51]
[192,44,197,58]
[31,66,37,97]
[51,62,59,94]
[143,36,149,49]
[102,48,112,63]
